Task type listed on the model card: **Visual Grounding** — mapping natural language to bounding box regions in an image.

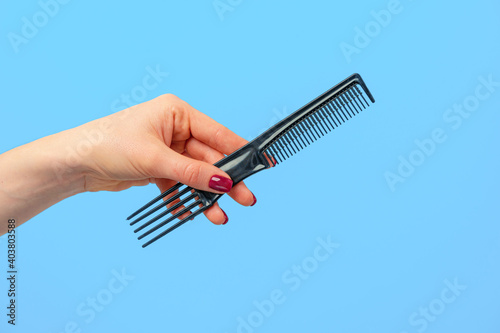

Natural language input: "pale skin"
[0,94,255,236]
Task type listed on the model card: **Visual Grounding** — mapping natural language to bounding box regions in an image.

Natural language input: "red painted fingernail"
[251,194,257,206]
[222,210,228,225]
[209,175,233,193]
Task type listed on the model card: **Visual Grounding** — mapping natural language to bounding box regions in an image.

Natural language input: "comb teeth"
[127,183,212,247]
[263,85,371,165]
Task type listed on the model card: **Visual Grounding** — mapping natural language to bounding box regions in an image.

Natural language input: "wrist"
[0,130,86,225]
[46,128,89,194]
[42,130,88,196]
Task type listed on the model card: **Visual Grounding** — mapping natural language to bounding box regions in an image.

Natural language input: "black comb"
[127,73,375,247]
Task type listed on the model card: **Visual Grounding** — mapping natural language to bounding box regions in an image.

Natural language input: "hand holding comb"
[127,73,375,247]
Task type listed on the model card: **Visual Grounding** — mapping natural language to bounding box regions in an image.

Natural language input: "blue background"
[1,0,499,332]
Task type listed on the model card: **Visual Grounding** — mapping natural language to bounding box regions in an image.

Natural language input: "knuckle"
[165,96,186,117]
[182,162,203,185]
[210,127,224,151]
[159,93,178,102]
[158,94,191,136]
[158,94,182,114]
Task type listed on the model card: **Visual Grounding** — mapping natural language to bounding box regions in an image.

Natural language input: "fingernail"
[251,193,257,206]
[209,175,233,193]
[222,210,228,225]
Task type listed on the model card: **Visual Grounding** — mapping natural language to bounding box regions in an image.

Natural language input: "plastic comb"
[127,73,375,247]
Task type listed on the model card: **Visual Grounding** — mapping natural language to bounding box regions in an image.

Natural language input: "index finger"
[184,101,249,155]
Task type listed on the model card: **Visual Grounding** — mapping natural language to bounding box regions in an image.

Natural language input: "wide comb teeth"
[126,184,208,247]
[263,84,371,164]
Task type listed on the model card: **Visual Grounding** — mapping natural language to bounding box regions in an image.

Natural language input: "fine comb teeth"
[127,73,375,247]
[261,81,372,165]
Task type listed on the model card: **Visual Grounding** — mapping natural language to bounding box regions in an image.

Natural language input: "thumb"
[150,147,233,193]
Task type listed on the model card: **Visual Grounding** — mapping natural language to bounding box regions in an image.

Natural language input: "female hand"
[80,93,256,224]
[0,94,256,234]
